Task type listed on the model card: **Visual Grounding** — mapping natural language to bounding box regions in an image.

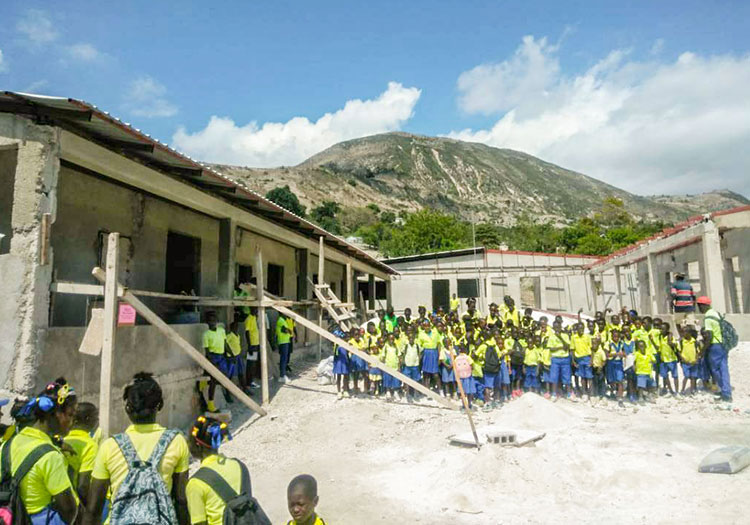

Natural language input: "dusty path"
[221,345,750,524]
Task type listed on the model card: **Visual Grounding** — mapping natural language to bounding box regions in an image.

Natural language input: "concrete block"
[487,430,517,445]
[698,446,750,474]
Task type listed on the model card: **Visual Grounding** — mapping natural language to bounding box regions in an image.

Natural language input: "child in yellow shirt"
[287,474,327,525]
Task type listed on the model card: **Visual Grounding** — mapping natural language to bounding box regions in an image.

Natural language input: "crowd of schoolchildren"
[0,374,325,525]
[330,295,731,408]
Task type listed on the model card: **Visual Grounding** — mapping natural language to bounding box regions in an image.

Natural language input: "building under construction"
[0,92,397,430]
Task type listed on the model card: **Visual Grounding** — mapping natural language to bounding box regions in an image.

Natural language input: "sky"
[2,1,750,197]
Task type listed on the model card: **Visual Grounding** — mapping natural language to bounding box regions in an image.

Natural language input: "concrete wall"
[51,165,220,326]
[0,114,59,392]
[39,324,204,432]
[721,228,750,314]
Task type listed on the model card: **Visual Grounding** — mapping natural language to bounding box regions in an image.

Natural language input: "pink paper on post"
[118,303,136,325]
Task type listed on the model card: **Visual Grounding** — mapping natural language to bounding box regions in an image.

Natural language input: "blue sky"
[2,1,750,196]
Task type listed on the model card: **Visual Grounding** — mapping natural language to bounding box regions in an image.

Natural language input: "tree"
[311,201,342,234]
[265,186,306,217]
[473,223,504,249]
[379,209,471,257]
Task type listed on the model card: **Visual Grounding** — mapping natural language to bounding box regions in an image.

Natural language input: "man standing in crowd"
[697,296,732,403]
[670,272,695,322]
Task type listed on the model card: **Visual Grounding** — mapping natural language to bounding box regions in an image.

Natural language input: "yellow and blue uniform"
[703,307,731,399]
[64,429,98,489]
[92,423,189,510]
[0,426,78,516]
[287,515,327,525]
[186,454,242,525]
[634,351,656,388]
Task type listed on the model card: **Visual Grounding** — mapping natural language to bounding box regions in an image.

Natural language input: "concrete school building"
[382,248,602,316]
[0,91,395,429]
[586,206,750,338]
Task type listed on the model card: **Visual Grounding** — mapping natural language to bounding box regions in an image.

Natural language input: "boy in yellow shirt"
[679,326,699,395]
[634,340,656,404]
[591,337,607,399]
[63,402,99,506]
[658,324,679,396]
[287,474,327,525]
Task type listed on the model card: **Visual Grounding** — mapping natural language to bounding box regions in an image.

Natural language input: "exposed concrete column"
[508,275,522,306]
[0,117,60,394]
[589,273,598,313]
[701,222,727,310]
[296,248,309,301]
[614,265,624,311]
[539,275,548,311]
[368,274,376,311]
[485,276,493,307]
[385,278,393,310]
[646,253,659,315]
[217,219,236,323]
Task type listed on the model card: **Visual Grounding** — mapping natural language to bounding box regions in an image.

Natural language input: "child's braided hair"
[123,372,163,420]
[190,416,231,450]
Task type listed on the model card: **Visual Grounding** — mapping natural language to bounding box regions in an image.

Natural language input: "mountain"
[647,190,749,217]
[211,132,747,225]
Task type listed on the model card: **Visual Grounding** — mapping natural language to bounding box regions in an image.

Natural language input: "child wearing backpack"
[186,416,270,525]
[84,372,191,525]
[0,378,80,525]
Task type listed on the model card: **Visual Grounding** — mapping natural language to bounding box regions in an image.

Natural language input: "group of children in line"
[0,374,325,525]
[331,296,719,409]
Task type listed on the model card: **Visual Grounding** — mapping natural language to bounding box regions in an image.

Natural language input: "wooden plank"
[40,213,51,265]
[78,308,104,356]
[92,267,268,417]
[51,282,104,295]
[254,249,270,406]
[272,304,458,410]
[99,233,119,439]
[346,262,353,305]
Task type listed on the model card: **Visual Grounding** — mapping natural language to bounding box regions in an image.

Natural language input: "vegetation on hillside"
[267,186,669,258]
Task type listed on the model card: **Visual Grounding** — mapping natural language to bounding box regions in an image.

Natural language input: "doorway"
[165,232,201,295]
[432,279,450,312]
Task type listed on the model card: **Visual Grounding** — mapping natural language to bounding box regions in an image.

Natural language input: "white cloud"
[123,76,178,118]
[0,50,7,73]
[450,36,750,196]
[17,9,58,45]
[66,43,103,62]
[172,81,421,167]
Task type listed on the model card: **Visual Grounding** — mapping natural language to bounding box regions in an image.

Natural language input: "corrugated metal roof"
[0,91,396,275]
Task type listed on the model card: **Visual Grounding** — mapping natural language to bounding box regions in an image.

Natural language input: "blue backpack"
[109,429,180,525]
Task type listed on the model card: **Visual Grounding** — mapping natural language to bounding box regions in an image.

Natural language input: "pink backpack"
[454,355,473,379]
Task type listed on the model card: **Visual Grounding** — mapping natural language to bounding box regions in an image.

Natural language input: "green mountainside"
[212,132,747,225]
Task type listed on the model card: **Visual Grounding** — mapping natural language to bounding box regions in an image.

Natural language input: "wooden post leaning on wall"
[254,248,270,406]
[91,267,267,416]
[317,236,324,357]
[99,232,120,439]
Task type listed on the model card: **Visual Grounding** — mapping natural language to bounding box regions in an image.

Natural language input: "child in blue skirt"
[382,333,403,401]
[333,331,350,400]
[440,337,456,398]
[348,328,368,396]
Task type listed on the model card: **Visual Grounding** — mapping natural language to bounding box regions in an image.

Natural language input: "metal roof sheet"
[0,91,396,275]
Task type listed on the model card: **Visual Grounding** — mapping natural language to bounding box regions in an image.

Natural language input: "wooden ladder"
[312,280,358,331]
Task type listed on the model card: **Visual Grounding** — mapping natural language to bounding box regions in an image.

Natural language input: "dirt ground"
[221,344,750,524]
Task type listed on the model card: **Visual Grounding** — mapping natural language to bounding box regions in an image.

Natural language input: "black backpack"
[510,340,525,365]
[0,436,56,525]
[483,345,501,374]
[192,459,271,525]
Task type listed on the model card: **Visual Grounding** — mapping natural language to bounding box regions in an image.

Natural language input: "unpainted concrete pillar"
[614,265,624,311]
[218,219,236,323]
[539,275,548,311]
[368,274,376,311]
[646,253,659,315]
[0,115,60,393]
[507,275,522,306]
[701,222,728,311]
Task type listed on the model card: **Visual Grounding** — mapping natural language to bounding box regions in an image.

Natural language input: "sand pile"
[495,392,577,430]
